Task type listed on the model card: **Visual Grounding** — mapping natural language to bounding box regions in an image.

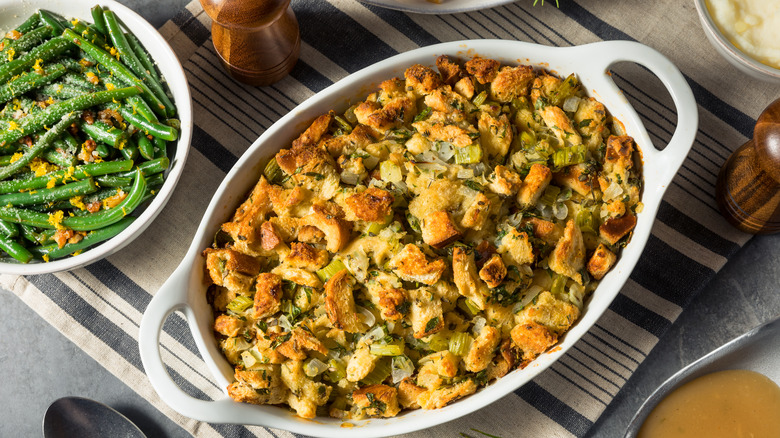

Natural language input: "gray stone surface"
[1,1,779,437]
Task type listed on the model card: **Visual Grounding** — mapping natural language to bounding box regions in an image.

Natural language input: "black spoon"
[43,396,147,438]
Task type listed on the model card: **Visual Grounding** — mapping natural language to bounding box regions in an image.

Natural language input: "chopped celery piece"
[551,273,567,296]
[366,215,391,235]
[448,332,473,356]
[360,358,391,385]
[264,157,284,184]
[472,91,487,107]
[454,144,482,164]
[511,97,529,111]
[539,185,561,207]
[226,295,253,314]
[576,207,597,233]
[369,343,403,356]
[427,333,449,352]
[457,297,480,317]
[520,130,536,147]
[552,144,587,169]
[317,258,347,282]
[550,73,579,106]
[325,358,346,382]
[333,115,353,134]
[380,160,402,183]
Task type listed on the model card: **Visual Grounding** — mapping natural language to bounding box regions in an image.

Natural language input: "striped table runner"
[2,0,765,436]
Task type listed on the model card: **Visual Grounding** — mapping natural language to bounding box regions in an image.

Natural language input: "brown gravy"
[638,369,780,438]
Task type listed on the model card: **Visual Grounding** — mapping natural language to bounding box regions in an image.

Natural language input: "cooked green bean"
[0,111,80,180]
[37,10,67,35]
[63,29,166,118]
[20,223,53,245]
[79,119,127,148]
[0,178,97,206]
[136,133,154,160]
[31,215,135,260]
[119,139,139,161]
[0,218,19,237]
[0,233,32,263]
[90,6,108,36]
[125,31,161,83]
[0,26,55,64]
[0,63,67,103]
[0,36,72,84]
[40,82,92,99]
[106,102,177,141]
[0,86,140,149]
[95,175,131,187]
[42,145,77,168]
[115,157,168,178]
[153,136,167,159]
[103,10,174,118]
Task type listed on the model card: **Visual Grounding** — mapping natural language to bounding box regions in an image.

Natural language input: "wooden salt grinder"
[715,98,780,234]
[199,0,300,86]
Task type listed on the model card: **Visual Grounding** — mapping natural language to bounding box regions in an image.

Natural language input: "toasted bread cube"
[404,64,443,97]
[377,288,410,321]
[510,321,558,362]
[412,120,477,148]
[452,247,487,310]
[487,165,522,197]
[345,187,394,222]
[398,378,426,409]
[285,242,329,271]
[214,314,243,337]
[418,379,478,410]
[553,163,595,197]
[436,55,463,86]
[490,65,535,103]
[354,97,415,133]
[271,265,323,289]
[276,327,329,361]
[539,105,582,146]
[521,217,562,245]
[302,202,353,253]
[281,360,332,419]
[498,228,535,267]
[421,210,462,249]
[253,273,283,319]
[347,343,378,382]
[478,254,507,289]
[604,135,635,182]
[388,244,447,285]
[460,192,492,231]
[599,213,637,245]
[574,97,608,149]
[324,269,361,333]
[517,163,552,208]
[465,57,500,84]
[587,243,617,280]
[227,367,288,406]
[519,291,581,334]
[259,221,283,251]
[549,220,586,284]
[464,326,500,373]
[204,248,261,293]
[410,287,444,339]
[352,384,401,418]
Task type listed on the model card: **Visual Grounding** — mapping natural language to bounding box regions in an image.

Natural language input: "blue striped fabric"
[1,0,763,437]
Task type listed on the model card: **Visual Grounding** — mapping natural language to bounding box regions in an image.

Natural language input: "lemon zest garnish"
[46,177,57,189]
[70,196,86,211]
[105,83,116,91]
[29,158,58,176]
[72,250,83,256]
[32,58,44,74]
[7,120,20,132]
[42,254,50,262]
[47,210,65,230]
[6,48,15,62]
[9,152,23,163]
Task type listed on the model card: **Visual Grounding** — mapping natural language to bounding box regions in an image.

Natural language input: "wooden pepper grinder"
[199,0,300,86]
[715,98,780,234]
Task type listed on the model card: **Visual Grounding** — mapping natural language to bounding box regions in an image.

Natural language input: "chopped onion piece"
[363,155,379,170]
[340,172,360,185]
[304,358,329,377]
[437,141,455,161]
[553,202,569,220]
[357,306,376,328]
[474,162,487,176]
[563,96,581,112]
[278,315,292,332]
[364,322,384,341]
[603,181,623,201]
[506,211,523,226]
[457,168,475,179]
[513,285,544,313]
[391,355,415,384]
[472,316,487,336]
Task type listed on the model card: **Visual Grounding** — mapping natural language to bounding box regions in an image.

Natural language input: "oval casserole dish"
[139,39,698,437]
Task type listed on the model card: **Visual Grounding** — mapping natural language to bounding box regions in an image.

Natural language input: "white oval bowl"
[0,0,192,274]
[139,40,697,437]
[694,0,780,83]
[358,0,516,15]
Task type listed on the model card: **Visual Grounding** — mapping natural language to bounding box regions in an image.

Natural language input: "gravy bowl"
[139,40,697,437]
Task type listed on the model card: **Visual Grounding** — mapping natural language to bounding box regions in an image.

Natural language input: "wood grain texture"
[199,0,300,86]
[716,99,780,234]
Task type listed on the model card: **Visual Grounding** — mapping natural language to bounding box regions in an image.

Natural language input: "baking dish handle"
[584,40,698,185]
[138,264,261,423]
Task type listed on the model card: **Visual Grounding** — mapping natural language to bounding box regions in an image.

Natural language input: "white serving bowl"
[139,40,697,437]
[694,0,780,83]
[0,0,192,275]
[358,0,516,15]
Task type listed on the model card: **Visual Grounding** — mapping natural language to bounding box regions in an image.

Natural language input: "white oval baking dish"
[139,39,698,437]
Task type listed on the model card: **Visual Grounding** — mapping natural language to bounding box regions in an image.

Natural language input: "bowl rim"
[139,39,697,437]
[0,0,193,275]
[693,0,780,79]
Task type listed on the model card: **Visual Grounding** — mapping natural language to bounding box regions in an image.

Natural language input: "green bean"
[79,119,127,148]
[0,26,55,64]
[10,13,41,35]
[30,216,135,260]
[0,86,140,149]
[119,139,138,161]
[39,83,88,100]
[0,218,19,237]
[20,224,53,245]
[97,70,157,123]
[0,234,32,263]
[0,111,80,180]
[153,136,167,159]
[42,145,77,168]
[63,29,166,119]
[125,31,161,83]
[0,169,144,230]
[62,72,100,91]
[0,178,97,206]
[95,175,132,187]
[0,36,72,84]
[37,10,67,35]
[0,159,133,193]
[115,157,168,178]
[136,133,154,160]
[103,10,174,118]
[70,20,109,48]
[94,142,110,158]
[0,63,67,103]
[106,102,177,141]
[90,6,108,36]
